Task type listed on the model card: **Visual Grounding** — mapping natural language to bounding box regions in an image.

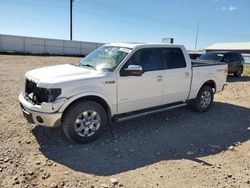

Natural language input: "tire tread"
[62,100,107,144]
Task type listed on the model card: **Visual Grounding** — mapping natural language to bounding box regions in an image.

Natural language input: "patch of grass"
[243,64,250,76]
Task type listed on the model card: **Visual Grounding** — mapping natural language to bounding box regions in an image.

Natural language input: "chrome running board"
[114,102,187,123]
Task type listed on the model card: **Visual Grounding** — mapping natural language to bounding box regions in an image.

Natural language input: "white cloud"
[222,6,237,11]
[213,0,238,12]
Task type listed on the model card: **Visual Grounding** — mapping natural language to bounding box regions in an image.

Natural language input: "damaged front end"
[19,79,66,127]
[25,79,61,105]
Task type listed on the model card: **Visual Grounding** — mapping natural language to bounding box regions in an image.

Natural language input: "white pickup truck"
[19,43,227,143]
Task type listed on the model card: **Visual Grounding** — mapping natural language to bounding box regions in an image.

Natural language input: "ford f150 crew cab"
[19,43,227,143]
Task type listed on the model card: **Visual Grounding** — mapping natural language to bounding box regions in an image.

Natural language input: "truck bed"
[191,60,225,67]
[188,59,227,100]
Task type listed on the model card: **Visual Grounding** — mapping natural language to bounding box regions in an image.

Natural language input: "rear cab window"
[161,48,186,69]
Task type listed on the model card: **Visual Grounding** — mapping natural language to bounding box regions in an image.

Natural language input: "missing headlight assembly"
[25,79,61,104]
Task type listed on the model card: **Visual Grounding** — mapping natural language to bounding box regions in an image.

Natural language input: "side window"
[232,54,239,61]
[121,48,163,73]
[237,53,243,61]
[232,53,242,61]
[222,54,230,62]
[161,48,186,69]
[223,53,236,62]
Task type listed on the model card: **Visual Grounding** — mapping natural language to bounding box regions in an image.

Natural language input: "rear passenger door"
[161,48,192,104]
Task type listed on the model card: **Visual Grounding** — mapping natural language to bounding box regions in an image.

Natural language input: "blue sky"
[0,0,249,50]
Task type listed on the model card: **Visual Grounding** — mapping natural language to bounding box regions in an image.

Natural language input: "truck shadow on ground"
[32,102,250,176]
[227,75,250,82]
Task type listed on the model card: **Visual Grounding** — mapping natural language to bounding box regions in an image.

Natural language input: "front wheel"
[190,85,214,112]
[62,100,107,144]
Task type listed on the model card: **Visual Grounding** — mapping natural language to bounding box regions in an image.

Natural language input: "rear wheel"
[234,66,243,77]
[190,85,214,112]
[62,100,107,144]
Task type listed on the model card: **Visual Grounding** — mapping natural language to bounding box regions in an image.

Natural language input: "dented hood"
[25,64,102,84]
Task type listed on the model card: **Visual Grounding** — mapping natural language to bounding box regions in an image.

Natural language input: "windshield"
[198,52,224,61]
[78,46,131,71]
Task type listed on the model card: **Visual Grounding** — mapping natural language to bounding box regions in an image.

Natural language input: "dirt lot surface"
[0,55,250,188]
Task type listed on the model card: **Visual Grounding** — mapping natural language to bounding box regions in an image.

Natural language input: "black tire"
[234,66,243,77]
[62,100,107,144]
[189,85,214,112]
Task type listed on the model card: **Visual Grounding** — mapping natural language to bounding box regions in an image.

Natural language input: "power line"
[78,0,250,38]
[0,0,68,10]
[75,7,170,33]
[0,0,249,41]
[78,0,196,31]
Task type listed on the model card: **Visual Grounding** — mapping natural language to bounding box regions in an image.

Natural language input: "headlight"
[47,88,62,102]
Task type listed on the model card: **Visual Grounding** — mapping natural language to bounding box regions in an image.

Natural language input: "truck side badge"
[104,81,115,84]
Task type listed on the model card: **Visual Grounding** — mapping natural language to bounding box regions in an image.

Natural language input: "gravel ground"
[0,54,249,188]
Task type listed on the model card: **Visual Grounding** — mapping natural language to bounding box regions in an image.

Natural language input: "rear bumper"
[19,94,62,127]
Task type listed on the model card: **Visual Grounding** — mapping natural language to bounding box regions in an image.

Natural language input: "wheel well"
[62,95,112,123]
[203,80,216,93]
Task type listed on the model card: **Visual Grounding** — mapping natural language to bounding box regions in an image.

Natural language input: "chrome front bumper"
[19,94,62,128]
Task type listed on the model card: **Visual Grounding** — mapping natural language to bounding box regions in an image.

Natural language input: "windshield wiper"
[79,64,96,70]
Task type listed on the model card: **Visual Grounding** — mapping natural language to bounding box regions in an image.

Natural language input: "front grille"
[25,79,48,105]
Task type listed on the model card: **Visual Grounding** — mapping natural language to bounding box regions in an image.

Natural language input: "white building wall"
[45,39,64,54]
[1,35,24,52]
[0,34,104,56]
[24,37,45,54]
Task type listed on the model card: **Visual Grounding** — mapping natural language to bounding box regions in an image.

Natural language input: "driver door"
[117,48,165,114]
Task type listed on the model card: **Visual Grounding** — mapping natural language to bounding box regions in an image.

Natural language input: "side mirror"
[123,65,143,76]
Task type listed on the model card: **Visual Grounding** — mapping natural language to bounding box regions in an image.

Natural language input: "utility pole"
[70,0,74,40]
[194,22,200,51]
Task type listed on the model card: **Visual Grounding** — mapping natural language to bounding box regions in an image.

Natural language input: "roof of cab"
[104,42,184,49]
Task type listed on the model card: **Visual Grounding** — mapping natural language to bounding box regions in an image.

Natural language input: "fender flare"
[58,92,115,115]
[194,78,217,98]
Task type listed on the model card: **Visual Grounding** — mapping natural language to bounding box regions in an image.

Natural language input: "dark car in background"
[189,51,204,60]
[198,51,244,77]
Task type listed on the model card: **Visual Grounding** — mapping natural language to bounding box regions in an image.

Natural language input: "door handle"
[184,72,189,77]
[157,75,163,81]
